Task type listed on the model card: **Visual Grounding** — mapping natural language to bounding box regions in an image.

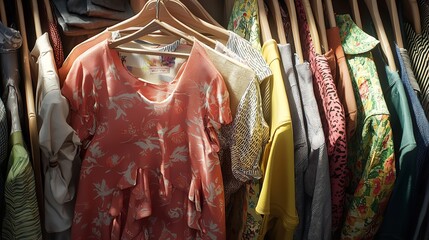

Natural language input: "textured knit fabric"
[399,48,421,97]
[213,41,268,187]
[404,0,429,119]
[326,27,358,141]
[296,1,346,238]
[224,31,273,240]
[278,44,309,240]
[48,22,65,68]
[336,14,396,240]
[204,41,269,239]
[227,0,262,51]
[63,40,232,239]
[30,33,81,235]
[216,38,271,239]
[294,58,331,240]
[2,85,42,240]
[225,32,272,123]
[375,44,420,240]
[256,39,297,240]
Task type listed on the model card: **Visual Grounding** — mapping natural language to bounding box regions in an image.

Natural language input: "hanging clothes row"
[225,0,429,239]
[1,0,429,240]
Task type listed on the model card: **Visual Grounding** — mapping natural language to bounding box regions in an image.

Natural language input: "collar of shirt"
[336,14,380,55]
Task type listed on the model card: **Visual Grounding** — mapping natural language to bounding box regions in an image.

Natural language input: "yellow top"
[256,39,298,239]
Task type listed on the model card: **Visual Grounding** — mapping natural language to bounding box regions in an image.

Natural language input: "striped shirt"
[404,0,429,119]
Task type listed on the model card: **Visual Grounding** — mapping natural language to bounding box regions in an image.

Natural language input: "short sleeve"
[61,62,97,147]
[204,74,232,154]
[205,74,233,129]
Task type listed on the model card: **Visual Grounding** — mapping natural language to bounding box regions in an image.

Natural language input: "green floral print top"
[336,14,396,240]
[227,0,262,51]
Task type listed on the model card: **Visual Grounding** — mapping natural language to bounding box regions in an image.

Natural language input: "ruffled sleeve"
[61,61,98,148]
[206,73,233,128]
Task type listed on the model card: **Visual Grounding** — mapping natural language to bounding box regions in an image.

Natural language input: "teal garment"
[2,132,42,240]
[375,66,418,240]
[358,6,418,239]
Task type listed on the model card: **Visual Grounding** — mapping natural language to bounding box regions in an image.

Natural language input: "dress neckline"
[105,40,198,104]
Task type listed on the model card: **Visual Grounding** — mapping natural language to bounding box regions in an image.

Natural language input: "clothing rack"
[2,0,428,239]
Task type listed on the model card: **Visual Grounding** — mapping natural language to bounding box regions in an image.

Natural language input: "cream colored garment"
[30,33,81,233]
[204,40,268,188]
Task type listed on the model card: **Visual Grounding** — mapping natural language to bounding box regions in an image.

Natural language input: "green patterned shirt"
[227,0,262,52]
[336,14,396,240]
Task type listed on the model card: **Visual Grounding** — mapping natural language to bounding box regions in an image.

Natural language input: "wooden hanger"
[59,0,229,82]
[43,0,55,23]
[364,0,397,71]
[310,0,328,52]
[127,0,229,43]
[325,0,336,28]
[108,0,215,47]
[109,0,194,57]
[267,0,287,44]
[109,19,192,58]
[385,0,403,48]
[31,0,42,38]
[403,0,421,34]
[15,0,45,233]
[258,0,272,43]
[302,0,322,54]
[349,0,362,28]
[285,0,303,63]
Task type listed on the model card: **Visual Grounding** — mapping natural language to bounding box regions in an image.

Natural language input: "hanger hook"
[156,0,160,19]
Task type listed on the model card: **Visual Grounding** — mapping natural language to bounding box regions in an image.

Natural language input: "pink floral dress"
[62,40,232,239]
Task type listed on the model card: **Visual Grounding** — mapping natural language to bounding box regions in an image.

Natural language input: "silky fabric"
[63,41,232,239]
[67,0,133,21]
[92,0,126,11]
[336,14,396,240]
[53,0,118,30]
[326,27,358,141]
[294,58,331,240]
[54,8,105,37]
[30,33,81,235]
[256,39,298,240]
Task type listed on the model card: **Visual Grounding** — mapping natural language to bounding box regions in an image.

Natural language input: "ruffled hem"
[108,167,205,239]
